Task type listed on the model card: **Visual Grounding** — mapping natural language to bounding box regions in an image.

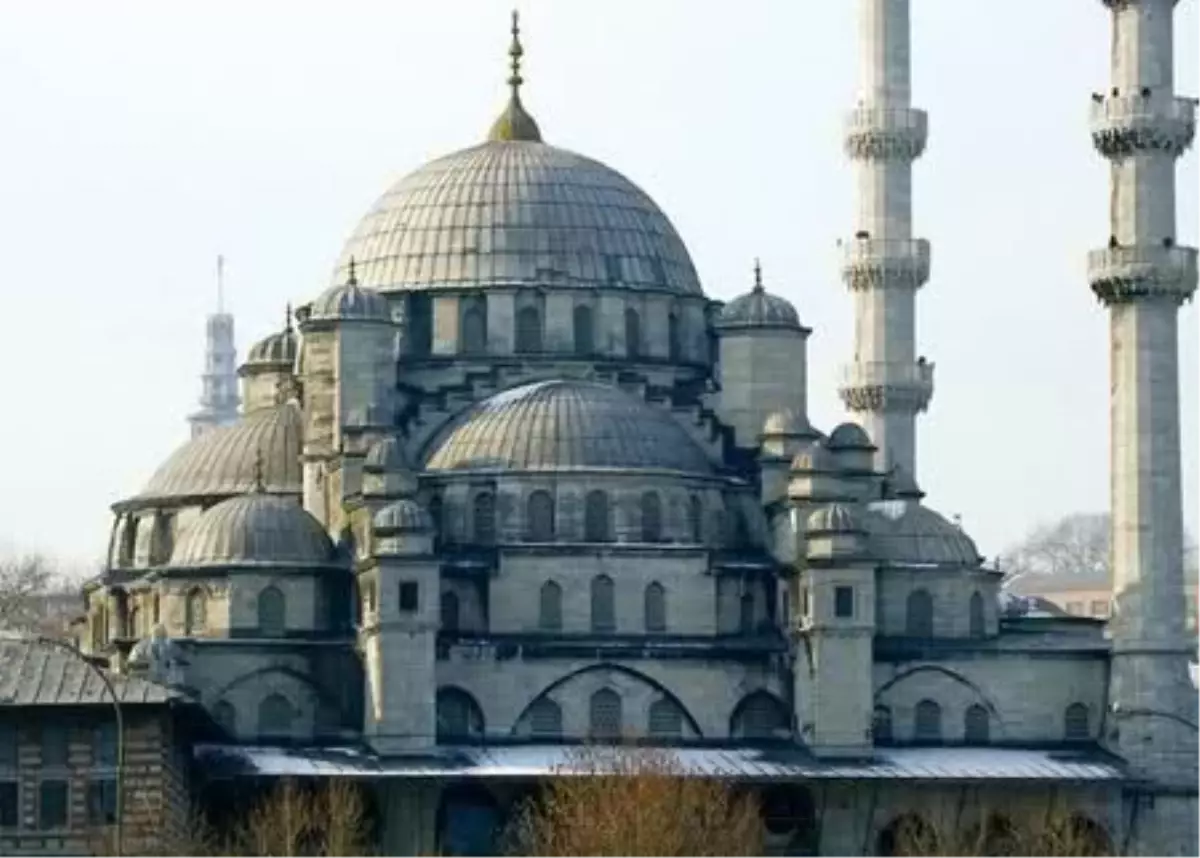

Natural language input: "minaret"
[1090,0,1198,798]
[188,255,240,438]
[838,0,933,478]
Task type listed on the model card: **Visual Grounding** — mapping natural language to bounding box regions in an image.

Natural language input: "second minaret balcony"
[840,238,931,291]
[1090,95,1196,158]
[844,106,928,160]
[838,360,935,413]
[1088,244,1198,305]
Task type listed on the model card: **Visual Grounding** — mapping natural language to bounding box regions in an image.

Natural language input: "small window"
[589,689,623,739]
[38,780,68,829]
[873,706,893,743]
[515,305,543,354]
[258,694,294,740]
[964,705,990,744]
[644,582,666,633]
[624,308,641,358]
[835,586,854,618]
[573,305,594,355]
[257,585,286,636]
[41,725,68,768]
[584,491,611,542]
[1064,703,1090,741]
[0,782,17,828]
[185,587,207,636]
[914,700,942,742]
[640,491,663,543]
[399,581,420,612]
[440,590,460,632]
[968,591,985,637]
[461,305,487,355]
[93,721,117,767]
[591,575,615,633]
[529,699,562,738]
[472,491,496,545]
[906,589,934,637]
[87,779,118,825]
[539,581,563,632]
[526,491,555,542]
[648,698,684,738]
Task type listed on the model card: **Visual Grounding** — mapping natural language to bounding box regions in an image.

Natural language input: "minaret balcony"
[838,360,934,413]
[844,107,928,160]
[840,238,931,291]
[1090,95,1196,158]
[1088,245,1198,304]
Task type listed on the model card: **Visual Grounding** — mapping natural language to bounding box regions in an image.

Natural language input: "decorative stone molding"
[843,107,928,160]
[838,360,935,413]
[840,238,931,291]
[1088,245,1198,305]
[1090,95,1196,158]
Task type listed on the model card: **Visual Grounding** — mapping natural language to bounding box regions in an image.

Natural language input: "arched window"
[440,590,460,632]
[648,698,684,738]
[258,694,293,740]
[184,588,207,636]
[589,689,623,739]
[515,306,542,354]
[213,701,236,736]
[573,305,594,355]
[539,581,562,632]
[906,589,934,637]
[668,313,681,360]
[437,688,485,740]
[591,575,615,633]
[624,307,641,358]
[640,491,663,542]
[528,698,563,738]
[472,491,496,545]
[257,586,286,637]
[644,582,667,633]
[461,304,487,355]
[526,490,555,542]
[731,692,788,740]
[1064,703,1089,741]
[688,495,704,543]
[964,704,990,744]
[914,700,942,742]
[584,490,611,542]
[873,706,893,744]
[739,591,755,634]
[968,591,985,638]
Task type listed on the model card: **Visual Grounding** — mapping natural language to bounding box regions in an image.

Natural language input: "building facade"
[64,4,1200,855]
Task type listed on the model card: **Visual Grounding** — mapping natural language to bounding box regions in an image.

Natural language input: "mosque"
[72,2,1197,855]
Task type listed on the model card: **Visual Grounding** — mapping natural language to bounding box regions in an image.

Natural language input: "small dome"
[424,380,713,475]
[365,437,413,472]
[243,326,298,373]
[308,264,392,323]
[806,503,864,535]
[865,500,982,566]
[827,422,874,451]
[762,408,814,438]
[137,403,302,502]
[717,261,806,332]
[790,443,836,473]
[170,493,333,567]
[373,499,433,534]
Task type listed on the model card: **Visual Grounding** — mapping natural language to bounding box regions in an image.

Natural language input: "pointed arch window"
[906,589,934,637]
[968,591,986,637]
[437,688,485,740]
[589,689,623,739]
[526,490,555,542]
[914,700,942,742]
[964,704,990,744]
[185,588,207,636]
[648,698,684,738]
[624,308,641,358]
[573,305,594,355]
[528,699,562,738]
[644,582,667,633]
[640,491,663,542]
[1064,703,1089,741]
[873,705,893,744]
[584,490,611,542]
[515,306,543,354]
[591,575,615,633]
[257,586,286,637]
[472,491,496,545]
[539,581,562,632]
[258,694,294,740]
[732,692,788,740]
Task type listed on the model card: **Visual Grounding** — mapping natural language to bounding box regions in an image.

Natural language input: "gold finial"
[753,258,764,293]
[252,448,266,492]
[347,257,358,287]
[487,9,543,143]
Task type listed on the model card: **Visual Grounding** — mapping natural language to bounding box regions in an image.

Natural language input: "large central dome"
[334,141,702,296]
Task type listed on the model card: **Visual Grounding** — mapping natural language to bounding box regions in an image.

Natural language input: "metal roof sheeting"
[0,638,177,707]
[194,743,1126,783]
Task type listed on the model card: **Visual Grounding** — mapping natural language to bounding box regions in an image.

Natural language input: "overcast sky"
[0,0,1195,573]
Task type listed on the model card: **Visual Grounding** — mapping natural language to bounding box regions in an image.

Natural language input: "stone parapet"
[844,106,928,160]
[840,238,931,291]
[1088,245,1198,304]
[838,360,934,413]
[1090,95,1196,158]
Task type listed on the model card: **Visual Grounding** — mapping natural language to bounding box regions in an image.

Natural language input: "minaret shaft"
[839,0,932,478]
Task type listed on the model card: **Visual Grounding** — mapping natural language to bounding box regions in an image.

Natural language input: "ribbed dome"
[170,493,333,567]
[423,380,713,474]
[138,404,302,502]
[308,277,392,323]
[373,499,433,534]
[365,436,413,472]
[717,263,805,332]
[807,503,864,535]
[243,327,297,372]
[827,422,874,450]
[332,141,702,296]
[865,500,982,566]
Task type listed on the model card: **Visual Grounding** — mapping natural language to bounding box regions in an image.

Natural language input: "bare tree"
[0,554,52,632]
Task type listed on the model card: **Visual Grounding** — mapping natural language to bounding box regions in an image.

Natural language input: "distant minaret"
[1091,0,1197,795]
[838,0,933,479]
[188,255,240,437]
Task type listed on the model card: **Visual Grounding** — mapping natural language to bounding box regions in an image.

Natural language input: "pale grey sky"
[0,0,1195,573]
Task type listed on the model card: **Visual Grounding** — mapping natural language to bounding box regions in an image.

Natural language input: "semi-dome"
[170,493,334,567]
[717,261,806,332]
[865,500,982,566]
[423,379,714,475]
[135,403,302,503]
[806,503,864,535]
[827,422,874,451]
[373,499,433,534]
[308,262,392,322]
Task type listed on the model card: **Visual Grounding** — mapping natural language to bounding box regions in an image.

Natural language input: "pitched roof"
[0,637,177,707]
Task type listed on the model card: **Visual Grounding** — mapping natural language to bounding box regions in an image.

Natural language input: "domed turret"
[363,436,418,499]
[805,503,868,562]
[239,309,300,412]
[373,498,434,557]
[826,422,873,451]
[306,259,392,324]
[717,260,808,333]
[864,499,982,567]
[790,443,836,474]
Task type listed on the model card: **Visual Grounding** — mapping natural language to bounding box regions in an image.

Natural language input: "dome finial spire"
[487,9,543,143]
[252,447,265,493]
[753,258,764,293]
[347,256,358,286]
[285,302,293,333]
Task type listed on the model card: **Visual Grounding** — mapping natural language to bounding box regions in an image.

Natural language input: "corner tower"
[838,0,933,477]
[188,255,240,438]
[1090,0,1199,811]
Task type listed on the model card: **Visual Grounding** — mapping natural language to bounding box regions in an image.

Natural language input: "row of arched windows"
[872,701,1091,744]
[457,303,685,361]
[436,689,688,741]
[537,577,667,633]
[182,586,289,637]
[212,694,298,740]
[467,489,705,545]
[904,589,987,638]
